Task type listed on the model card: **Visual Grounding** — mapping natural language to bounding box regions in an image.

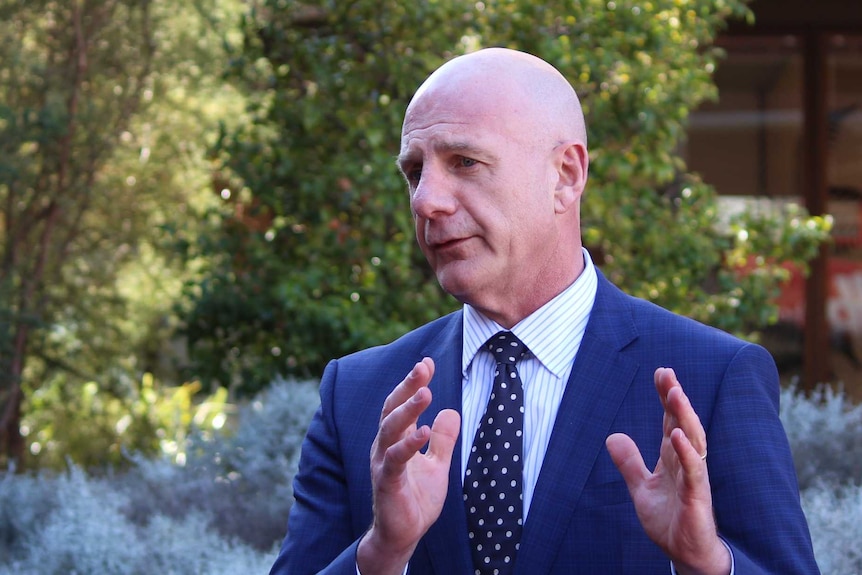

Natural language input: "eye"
[458,156,478,168]
[405,166,422,186]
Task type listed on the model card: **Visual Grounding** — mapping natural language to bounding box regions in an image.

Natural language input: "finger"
[380,358,435,423]
[665,383,707,460]
[379,392,455,479]
[606,433,651,491]
[655,368,706,458]
[426,408,460,461]
[654,367,675,411]
[662,404,679,440]
[655,368,679,437]
[669,427,710,491]
[380,421,433,479]
[378,385,434,454]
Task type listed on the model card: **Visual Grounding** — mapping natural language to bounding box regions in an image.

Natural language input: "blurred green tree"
[0,0,246,468]
[0,0,157,466]
[181,0,830,394]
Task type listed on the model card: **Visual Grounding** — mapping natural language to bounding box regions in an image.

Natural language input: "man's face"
[398,81,562,320]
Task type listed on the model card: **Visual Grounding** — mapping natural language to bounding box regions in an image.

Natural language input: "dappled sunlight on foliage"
[0,0,248,467]
[21,373,229,471]
[180,0,829,395]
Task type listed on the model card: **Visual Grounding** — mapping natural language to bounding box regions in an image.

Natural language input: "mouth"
[438,237,465,247]
[429,236,470,251]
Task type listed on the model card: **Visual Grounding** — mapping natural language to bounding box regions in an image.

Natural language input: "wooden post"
[802,31,831,391]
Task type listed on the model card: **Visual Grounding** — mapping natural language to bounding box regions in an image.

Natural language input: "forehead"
[398,118,504,174]
[399,86,522,160]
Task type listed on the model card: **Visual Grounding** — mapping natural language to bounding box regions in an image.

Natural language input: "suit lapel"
[516,274,640,575]
[415,312,474,575]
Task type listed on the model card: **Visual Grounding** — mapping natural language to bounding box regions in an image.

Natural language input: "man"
[270,48,819,575]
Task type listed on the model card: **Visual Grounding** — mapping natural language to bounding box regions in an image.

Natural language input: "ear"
[553,141,588,214]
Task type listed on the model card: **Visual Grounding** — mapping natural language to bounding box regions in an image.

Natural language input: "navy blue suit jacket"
[271,272,819,574]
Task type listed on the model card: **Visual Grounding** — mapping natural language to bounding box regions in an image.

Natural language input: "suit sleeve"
[706,344,820,575]
[269,360,364,575]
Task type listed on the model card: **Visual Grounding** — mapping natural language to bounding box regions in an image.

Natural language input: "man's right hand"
[356,358,461,575]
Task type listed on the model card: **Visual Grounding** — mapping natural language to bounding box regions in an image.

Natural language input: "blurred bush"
[21,373,229,471]
[2,378,861,573]
[780,384,862,574]
[802,483,862,575]
[781,383,862,490]
[0,378,318,573]
[116,376,319,549]
[182,0,830,395]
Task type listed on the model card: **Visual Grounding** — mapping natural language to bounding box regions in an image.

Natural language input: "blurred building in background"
[686,0,862,397]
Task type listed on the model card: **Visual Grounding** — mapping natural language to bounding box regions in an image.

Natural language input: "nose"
[410,166,458,220]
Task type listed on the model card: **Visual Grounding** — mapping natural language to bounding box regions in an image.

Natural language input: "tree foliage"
[0,0,159,466]
[181,0,831,394]
[0,0,246,468]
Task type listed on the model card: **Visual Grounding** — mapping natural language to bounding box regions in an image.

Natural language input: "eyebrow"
[396,140,494,173]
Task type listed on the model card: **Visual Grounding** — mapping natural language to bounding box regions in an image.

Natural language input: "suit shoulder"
[337,310,462,367]
[596,273,760,355]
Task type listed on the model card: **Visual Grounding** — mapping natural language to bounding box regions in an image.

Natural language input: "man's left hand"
[606,367,732,575]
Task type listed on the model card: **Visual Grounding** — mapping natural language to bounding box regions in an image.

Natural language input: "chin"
[435,267,484,304]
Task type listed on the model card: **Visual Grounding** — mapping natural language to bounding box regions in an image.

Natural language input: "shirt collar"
[462,248,598,378]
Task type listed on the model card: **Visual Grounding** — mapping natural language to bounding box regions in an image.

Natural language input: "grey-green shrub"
[0,378,319,574]
[801,482,862,575]
[3,377,862,574]
[0,466,275,574]
[780,383,862,574]
[116,376,320,550]
[0,471,58,563]
[780,384,862,489]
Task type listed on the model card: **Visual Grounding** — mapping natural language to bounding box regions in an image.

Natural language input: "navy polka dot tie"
[464,331,528,575]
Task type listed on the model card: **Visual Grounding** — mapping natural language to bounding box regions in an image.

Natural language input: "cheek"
[512,204,556,250]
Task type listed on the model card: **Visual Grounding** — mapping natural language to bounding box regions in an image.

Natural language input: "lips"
[432,237,466,248]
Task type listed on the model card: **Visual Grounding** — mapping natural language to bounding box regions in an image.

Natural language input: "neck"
[475,250,586,329]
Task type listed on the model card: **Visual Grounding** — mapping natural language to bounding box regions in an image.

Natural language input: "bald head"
[405,48,587,148]
[399,48,590,326]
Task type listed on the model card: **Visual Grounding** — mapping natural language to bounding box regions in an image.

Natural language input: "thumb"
[606,433,650,490]
[427,408,460,462]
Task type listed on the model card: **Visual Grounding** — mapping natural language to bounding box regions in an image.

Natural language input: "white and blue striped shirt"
[461,248,597,518]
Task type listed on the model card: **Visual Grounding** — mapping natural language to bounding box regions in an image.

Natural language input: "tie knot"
[485,331,528,366]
